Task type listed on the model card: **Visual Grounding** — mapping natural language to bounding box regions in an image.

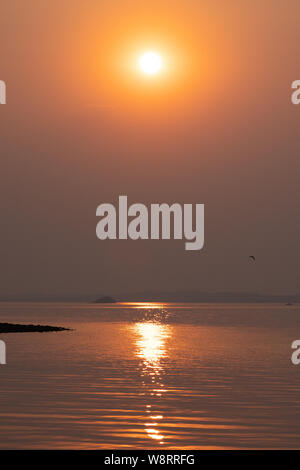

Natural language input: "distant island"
[0,323,70,333]
[93,296,117,303]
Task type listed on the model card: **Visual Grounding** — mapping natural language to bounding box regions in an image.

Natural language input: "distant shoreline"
[0,292,299,304]
[0,323,70,333]
[0,300,298,304]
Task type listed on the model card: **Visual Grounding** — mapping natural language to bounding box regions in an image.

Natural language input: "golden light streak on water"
[134,320,171,445]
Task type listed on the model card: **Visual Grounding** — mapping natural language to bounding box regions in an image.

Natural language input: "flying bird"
[249,255,256,262]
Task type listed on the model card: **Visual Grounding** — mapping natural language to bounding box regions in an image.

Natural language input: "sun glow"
[139,51,163,76]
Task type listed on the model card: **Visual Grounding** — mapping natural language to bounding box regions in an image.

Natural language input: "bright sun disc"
[139,51,162,75]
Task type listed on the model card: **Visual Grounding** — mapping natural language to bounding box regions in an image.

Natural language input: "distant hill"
[93,296,117,304]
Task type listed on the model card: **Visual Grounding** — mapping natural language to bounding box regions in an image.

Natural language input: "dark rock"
[0,323,70,333]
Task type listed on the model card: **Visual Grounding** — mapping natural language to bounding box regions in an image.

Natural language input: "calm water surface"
[0,302,300,449]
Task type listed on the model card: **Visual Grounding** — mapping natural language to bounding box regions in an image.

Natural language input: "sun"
[139,51,163,76]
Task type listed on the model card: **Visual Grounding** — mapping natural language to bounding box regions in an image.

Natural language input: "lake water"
[0,302,300,449]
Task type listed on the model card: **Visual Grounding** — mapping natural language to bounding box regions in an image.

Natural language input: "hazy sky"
[0,1,300,298]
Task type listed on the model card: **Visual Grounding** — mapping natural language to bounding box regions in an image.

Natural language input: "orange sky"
[0,1,300,298]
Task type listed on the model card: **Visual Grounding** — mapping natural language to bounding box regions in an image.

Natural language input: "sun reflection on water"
[135,323,169,363]
[134,318,171,445]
